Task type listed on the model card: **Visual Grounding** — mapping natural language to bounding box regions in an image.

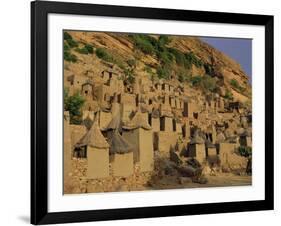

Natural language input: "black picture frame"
[31,0,274,224]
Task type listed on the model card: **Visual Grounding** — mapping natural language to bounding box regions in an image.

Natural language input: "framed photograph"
[31,1,274,224]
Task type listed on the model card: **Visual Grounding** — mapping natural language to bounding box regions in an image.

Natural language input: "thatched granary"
[75,121,110,179]
[123,109,154,172]
[108,130,134,177]
[149,108,160,132]
[205,139,217,156]
[102,95,122,137]
[187,132,206,163]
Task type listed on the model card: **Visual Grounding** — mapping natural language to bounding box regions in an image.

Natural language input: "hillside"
[64,31,251,104]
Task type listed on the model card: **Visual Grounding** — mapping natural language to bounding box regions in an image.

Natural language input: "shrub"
[66,38,78,48]
[184,52,203,68]
[168,48,186,67]
[224,89,233,100]
[157,50,173,65]
[230,79,240,89]
[95,48,114,62]
[156,65,170,79]
[63,31,72,41]
[144,65,152,74]
[230,79,245,92]
[84,44,93,54]
[130,34,157,55]
[190,76,202,86]
[64,50,77,62]
[177,70,191,83]
[64,89,85,124]
[158,35,170,47]
[238,146,252,157]
[63,31,78,48]
[64,42,70,52]
[127,58,136,68]
[75,47,89,54]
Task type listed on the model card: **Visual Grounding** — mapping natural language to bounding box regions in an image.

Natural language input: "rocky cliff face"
[65,31,251,104]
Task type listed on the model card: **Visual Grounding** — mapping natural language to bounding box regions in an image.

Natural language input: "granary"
[148,108,160,132]
[183,101,197,118]
[205,124,217,144]
[101,68,119,83]
[154,82,162,92]
[133,78,141,94]
[106,76,124,95]
[186,131,206,163]
[108,130,134,177]
[81,80,94,100]
[217,97,225,111]
[139,77,152,94]
[173,118,183,135]
[102,94,122,138]
[70,124,87,158]
[205,139,217,157]
[65,74,89,94]
[175,97,181,109]
[216,136,247,169]
[155,131,178,153]
[161,82,170,93]
[169,96,176,108]
[161,81,174,94]
[122,108,154,172]
[120,93,137,123]
[182,121,191,139]
[209,100,216,110]
[159,102,173,132]
[93,84,111,107]
[97,108,112,131]
[75,121,110,179]
[160,115,173,132]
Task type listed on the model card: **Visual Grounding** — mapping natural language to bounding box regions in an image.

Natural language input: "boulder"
[179,177,193,184]
[170,150,183,165]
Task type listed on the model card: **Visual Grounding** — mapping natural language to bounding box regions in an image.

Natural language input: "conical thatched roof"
[75,121,109,149]
[123,110,151,130]
[108,130,133,154]
[102,96,121,132]
[103,115,121,131]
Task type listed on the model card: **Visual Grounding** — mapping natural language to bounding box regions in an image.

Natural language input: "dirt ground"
[147,173,251,190]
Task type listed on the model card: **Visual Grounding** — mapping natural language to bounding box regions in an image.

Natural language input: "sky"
[200,37,252,81]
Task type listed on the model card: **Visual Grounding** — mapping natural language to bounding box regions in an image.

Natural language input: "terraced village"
[63,31,252,194]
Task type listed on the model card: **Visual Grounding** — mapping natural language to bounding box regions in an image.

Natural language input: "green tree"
[84,44,93,54]
[64,89,85,124]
